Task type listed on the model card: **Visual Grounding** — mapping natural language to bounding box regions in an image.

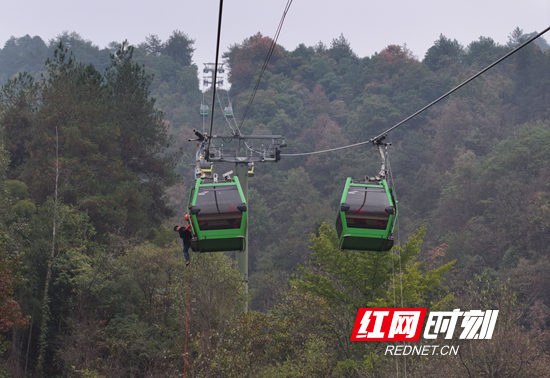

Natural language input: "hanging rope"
[183,266,192,378]
[386,147,400,377]
[391,232,399,377]
[386,149,406,377]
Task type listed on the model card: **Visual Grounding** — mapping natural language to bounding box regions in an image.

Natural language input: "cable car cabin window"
[195,185,243,230]
[345,187,391,230]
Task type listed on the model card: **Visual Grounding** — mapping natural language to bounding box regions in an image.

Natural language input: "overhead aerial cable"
[238,0,293,126]
[197,0,290,166]
[238,0,294,130]
[206,0,225,153]
[369,25,550,143]
[282,25,550,157]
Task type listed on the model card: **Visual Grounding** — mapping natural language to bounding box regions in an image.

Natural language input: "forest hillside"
[0,28,550,377]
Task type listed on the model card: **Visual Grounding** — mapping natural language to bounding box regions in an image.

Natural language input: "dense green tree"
[137,34,164,57]
[423,34,464,71]
[0,43,178,240]
[0,35,48,83]
[443,274,550,377]
[507,27,530,48]
[164,30,195,66]
[0,144,28,346]
[225,33,284,94]
[59,247,243,377]
[295,225,453,310]
[503,30,550,124]
[345,93,400,138]
[464,36,509,67]
[48,32,112,72]
[196,226,454,377]
[106,42,176,183]
[0,72,38,173]
[291,225,453,376]
[327,34,357,63]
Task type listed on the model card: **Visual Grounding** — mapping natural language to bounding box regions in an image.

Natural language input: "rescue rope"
[183,266,191,377]
[387,151,402,377]
[390,156,407,377]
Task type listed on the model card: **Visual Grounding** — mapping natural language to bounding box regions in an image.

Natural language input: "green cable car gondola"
[224,102,234,118]
[187,176,247,252]
[336,139,397,252]
[336,178,396,251]
[200,104,209,117]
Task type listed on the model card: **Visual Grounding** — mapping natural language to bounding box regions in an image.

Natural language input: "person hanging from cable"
[174,214,193,267]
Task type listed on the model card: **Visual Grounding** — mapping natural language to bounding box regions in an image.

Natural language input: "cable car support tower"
[189,130,285,312]
[192,61,286,311]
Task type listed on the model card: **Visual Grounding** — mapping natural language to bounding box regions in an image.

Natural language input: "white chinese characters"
[424,309,499,340]
[353,309,425,340]
[388,311,423,339]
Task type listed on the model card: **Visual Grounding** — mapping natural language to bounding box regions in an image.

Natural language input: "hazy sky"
[1,0,550,69]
